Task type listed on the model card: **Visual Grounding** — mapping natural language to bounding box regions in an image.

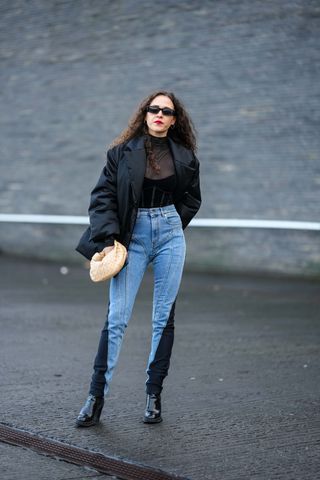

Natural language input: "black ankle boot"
[76,394,104,427]
[143,393,162,423]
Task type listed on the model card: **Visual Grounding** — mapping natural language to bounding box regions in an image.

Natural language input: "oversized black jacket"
[76,135,201,260]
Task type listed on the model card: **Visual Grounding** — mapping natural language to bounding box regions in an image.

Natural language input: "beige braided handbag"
[89,240,127,282]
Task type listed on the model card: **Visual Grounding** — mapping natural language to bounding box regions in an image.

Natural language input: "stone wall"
[0,0,319,277]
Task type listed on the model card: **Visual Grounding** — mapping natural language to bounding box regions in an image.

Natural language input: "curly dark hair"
[109,90,197,174]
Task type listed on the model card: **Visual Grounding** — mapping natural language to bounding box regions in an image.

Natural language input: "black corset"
[139,175,176,207]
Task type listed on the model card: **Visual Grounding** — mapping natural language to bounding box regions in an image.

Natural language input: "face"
[144,95,176,137]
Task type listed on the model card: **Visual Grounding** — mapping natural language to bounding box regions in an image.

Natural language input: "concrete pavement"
[0,255,319,479]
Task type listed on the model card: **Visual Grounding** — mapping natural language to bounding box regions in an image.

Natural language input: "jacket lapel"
[124,136,146,203]
[167,138,196,201]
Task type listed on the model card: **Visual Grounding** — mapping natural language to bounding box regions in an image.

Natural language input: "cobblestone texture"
[0,256,319,479]
[0,1,319,276]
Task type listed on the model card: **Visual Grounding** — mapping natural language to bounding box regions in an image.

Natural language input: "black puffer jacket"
[76,135,201,260]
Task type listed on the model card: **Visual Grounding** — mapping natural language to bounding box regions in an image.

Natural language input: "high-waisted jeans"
[89,204,186,397]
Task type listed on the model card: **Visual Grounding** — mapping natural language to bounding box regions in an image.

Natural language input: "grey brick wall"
[0,0,319,277]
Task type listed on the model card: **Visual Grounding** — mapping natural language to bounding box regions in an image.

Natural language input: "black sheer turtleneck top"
[138,134,176,208]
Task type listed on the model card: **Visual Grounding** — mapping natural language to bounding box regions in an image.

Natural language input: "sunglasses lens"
[162,108,175,116]
[147,106,176,116]
[147,106,160,114]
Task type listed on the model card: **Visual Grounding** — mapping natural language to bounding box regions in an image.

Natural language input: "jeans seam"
[130,235,149,258]
[147,239,175,379]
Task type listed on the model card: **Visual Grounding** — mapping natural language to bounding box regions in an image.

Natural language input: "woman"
[75,90,201,426]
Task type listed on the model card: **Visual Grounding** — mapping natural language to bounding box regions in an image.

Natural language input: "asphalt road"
[0,255,319,479]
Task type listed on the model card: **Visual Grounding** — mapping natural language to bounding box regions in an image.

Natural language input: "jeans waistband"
[137,205,177,216]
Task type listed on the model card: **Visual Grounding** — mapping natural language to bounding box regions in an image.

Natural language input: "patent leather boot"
[76,394,104,427]
[143,393,162,423]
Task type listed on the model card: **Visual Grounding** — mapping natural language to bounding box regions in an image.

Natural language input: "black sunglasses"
[146,105,176,116]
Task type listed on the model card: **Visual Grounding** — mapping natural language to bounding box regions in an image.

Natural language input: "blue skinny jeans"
[89,204,186,397]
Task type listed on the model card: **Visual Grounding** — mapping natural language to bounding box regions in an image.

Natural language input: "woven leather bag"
[89,240,127,282]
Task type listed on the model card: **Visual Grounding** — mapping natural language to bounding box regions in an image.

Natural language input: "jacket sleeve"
[88,147,120,245]
[176,155,202,229]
